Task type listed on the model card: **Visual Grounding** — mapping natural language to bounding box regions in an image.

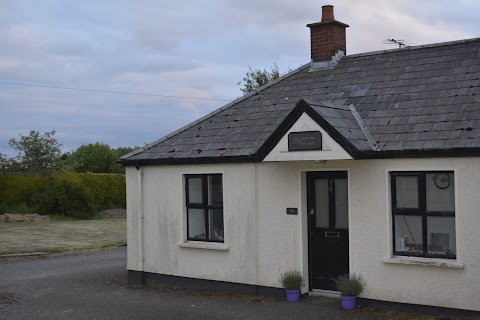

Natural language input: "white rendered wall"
[127,163,258,285]
[344,158,480,312]
[126,157,480,311]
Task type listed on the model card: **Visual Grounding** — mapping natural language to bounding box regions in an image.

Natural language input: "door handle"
[310,208,315,215]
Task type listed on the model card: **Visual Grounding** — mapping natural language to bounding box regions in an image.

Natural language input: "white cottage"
[121,5,480,313]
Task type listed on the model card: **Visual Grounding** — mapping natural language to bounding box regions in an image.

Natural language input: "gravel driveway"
[0,247,465,320]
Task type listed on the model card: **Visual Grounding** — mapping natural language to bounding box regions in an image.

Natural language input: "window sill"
[178,241,229,251]
[383,256,464,269]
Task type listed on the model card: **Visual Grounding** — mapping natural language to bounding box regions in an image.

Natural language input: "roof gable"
[260,99,379,161]
[262,109,353,162]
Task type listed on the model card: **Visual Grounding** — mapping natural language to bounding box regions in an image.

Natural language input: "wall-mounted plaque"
[288,131,322,151]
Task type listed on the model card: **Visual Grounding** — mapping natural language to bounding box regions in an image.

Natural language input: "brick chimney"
[307,5,349,63]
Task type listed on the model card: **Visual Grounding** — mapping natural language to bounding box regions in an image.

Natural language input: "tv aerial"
[382,38,412,48]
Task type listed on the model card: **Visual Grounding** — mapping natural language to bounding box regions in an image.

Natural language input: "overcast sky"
[1,0,479,156]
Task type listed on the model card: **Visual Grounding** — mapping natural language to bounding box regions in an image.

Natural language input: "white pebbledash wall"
[126,157,480,311]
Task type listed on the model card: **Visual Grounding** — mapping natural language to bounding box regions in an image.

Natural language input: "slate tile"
[413,123,434,132]
[417,131,442,141]
[466,110,480,120]
[383,141,404,150]
[448,130,462,140]
[443,139,468,148]
[376,124,398,134]
[403,107,424,116]
[401,141,425,149]
[391,124,416,133]
[421,140,446,149]
[371,110,390,118]
[369,117,392,126]
[414,99,433,108]
[407,115,428,124]
[424,83,444,91]
[445,113,468,122]
[459,128,480,139]
[402,132,420,141]
[426,113,448,122]
[465,138,480,147]
[432,122,459,131]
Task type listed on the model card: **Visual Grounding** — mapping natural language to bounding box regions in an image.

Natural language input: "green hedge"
[75,173,126,210]
[0,174,44,204]
[31,178,95,219]
[0,173,126,212]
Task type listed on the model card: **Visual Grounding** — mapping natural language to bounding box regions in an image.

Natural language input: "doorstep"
[309,289,340,298]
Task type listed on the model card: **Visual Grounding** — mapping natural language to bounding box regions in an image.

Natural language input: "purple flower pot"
[285,289,301,302]
[341,295,357,309]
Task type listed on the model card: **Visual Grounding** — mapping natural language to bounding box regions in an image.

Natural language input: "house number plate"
[286,208,298,215]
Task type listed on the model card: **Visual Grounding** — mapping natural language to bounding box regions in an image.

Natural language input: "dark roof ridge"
[121,63,311,160]
[345,36,480,60]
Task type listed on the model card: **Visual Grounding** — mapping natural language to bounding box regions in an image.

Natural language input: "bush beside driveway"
[0,219,126,254]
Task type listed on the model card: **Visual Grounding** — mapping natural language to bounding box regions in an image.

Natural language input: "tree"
[65,144,140,174]
[238,63,281,94]
[8,130,62,173]
[113,146,139,159]
[66,142,119,173]
[0,153,11,172]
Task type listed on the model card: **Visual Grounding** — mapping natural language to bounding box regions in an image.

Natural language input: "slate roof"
[307,100,379,152]
[122,37,480,165]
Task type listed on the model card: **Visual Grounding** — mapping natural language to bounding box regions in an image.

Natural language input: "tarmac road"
[0,247,460,320]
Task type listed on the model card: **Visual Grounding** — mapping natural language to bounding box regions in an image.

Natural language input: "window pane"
[395,176,419,208]
[428,217,456,255]
[426,173,455,212]
[188,177,203,204]
[208,175,223,206]
[188,208,205,239]
[335,179,348,229]
[315,179,329,228]
[208,209,224,241]
[395,215,423,253]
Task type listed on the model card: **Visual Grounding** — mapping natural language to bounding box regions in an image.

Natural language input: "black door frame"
[306,170,349,291]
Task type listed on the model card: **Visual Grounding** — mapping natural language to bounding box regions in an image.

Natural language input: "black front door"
[307,171,349,291]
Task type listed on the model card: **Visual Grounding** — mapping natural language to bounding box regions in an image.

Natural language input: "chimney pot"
[321,5,334,22]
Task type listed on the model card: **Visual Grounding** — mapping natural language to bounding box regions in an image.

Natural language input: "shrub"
[0,173,126,214]
[0,202,34,214]
[279,270,305,290]
[334,273,366,296]
[30,178,95,219]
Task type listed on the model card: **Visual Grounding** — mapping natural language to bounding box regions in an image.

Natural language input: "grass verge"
[0,241,126,256]
[0,219,126,254]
